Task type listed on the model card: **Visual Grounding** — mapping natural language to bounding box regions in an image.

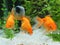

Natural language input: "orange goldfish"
[36,15,57,32]
[6,14,14,29]
[5,8,15,29]
[20,16,33,35]
[5,6,33,35]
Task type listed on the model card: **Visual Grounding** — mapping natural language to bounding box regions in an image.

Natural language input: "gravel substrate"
[0,28,60,45]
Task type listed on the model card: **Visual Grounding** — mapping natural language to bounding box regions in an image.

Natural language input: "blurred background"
[0,0,60,41]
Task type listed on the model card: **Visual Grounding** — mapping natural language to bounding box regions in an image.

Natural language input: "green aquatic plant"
[47,33,60,42]
[3,28,14,39]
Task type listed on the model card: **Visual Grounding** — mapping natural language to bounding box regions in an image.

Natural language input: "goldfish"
[6,10,15,28]
[6,15,14,29]
[35,15,57,32]
[18,16,32,35]
[5,6,25,29]
[5,6,33,35]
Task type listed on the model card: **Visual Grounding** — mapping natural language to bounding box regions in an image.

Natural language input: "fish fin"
[34,16,43,29]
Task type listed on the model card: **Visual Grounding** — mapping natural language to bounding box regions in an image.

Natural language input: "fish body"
[21,16,33,35]
[43,16,57,31]
[6,14,14,29]
[5,6,33,35]
[36,15,57,32]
